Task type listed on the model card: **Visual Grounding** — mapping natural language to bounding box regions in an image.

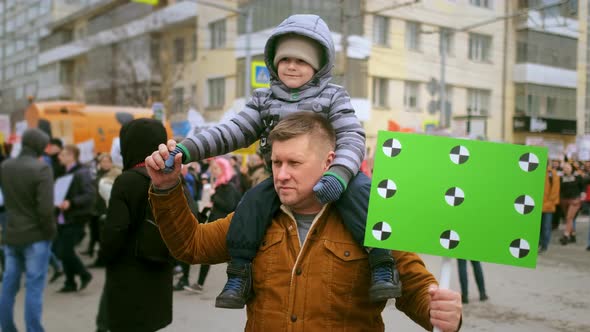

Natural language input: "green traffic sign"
[365,131,547,268]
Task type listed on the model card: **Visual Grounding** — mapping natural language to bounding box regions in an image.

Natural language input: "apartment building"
[506,0,581,150]
[193,0,514,150]
[363,0,509,147]
[37,0,198,124]
[30,0,588,151]
[0,0,88,120]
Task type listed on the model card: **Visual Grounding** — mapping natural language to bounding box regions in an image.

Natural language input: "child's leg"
[226,177,280,262]
[333,172,402,301]
[216,177,280,309]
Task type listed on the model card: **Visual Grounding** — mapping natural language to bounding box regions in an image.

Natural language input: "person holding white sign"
[54,145,95,293]
[146,112,462,332]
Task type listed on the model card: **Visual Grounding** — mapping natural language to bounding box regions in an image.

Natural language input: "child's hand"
[313,174,345,204]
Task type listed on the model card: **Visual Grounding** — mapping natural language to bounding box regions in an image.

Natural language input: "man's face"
[271,134,334,214]
[45,144,61,156]
[277,57,315,89]
[58,149,74,166]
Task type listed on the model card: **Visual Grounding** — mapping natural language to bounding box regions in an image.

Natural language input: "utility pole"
[244,5,253,97]
[439,27,447,128]
[191,0,253,98]
[340,0,348,88]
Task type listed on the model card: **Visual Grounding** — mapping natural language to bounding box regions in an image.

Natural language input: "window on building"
[405,21,421,51]
[16,85,24,99]
[469,0,492,8]
[210,19,226,49]
[516,83,576,118]
[173,87,184,114]
[439,28,454,56]
[6,18,14,33]
[15,62,23,76]
[191,84,197,106]
[468,33,492,62]
[192,32,197,60]
[207,78,225,108]
[27,4,39,20]
[372,77,389,108]
[40,0,51,15]
[25,82,37,97]
[5,66,14,80]
[26,57,36,73]
[16,39,25,52]
[467,88,491,116]
[6,42,14,56]
[373,15,389,46]
[546,96,556,115]
[174,37,185,64]
[16,13,25,28]
[404,81,420,110]
[150,37,160,68]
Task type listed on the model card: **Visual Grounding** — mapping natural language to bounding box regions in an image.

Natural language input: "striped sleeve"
[179,90,266,162]
[327,87,366,185]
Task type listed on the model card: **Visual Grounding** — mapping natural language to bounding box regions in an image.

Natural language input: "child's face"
[277,57,315,89]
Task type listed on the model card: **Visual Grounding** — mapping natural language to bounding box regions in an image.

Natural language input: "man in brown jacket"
[146,112,462,332]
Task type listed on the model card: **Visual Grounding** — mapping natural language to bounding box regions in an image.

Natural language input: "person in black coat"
[55,144,96,293]
[99,118,173,332]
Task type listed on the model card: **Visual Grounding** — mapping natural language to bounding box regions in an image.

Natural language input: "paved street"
[6,219,590,331]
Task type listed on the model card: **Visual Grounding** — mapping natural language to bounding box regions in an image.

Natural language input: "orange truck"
[25,101,171,154]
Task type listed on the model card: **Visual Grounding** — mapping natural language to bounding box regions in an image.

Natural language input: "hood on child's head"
[264,14,335,81]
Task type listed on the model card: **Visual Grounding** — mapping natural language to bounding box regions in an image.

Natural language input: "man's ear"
[323,151,336,170]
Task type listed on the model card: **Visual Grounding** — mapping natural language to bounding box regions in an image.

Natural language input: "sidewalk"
[5,220,590,331]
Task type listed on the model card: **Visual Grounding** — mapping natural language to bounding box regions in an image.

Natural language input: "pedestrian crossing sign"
[251,61,270,88]
[365,131,548,268]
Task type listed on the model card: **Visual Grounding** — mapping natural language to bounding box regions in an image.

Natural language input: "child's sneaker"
[368,253,402,302]
[215,262,253,309]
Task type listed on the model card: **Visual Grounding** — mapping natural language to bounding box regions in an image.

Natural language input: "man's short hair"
[49,138,63,149]
[63,144,80,162]
[268,112,335,150]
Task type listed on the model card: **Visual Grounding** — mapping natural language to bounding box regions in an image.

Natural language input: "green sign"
[365,131,548,268]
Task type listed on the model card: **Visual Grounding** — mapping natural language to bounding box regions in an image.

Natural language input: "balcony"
[38,84,73,100]
[515,10,579,39]
[513,63,576,88]
[39,2,197,67]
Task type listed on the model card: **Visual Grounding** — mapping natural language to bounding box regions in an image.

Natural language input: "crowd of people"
[542,158,590,252]
[0,123,271,332]
[12,12,574,332]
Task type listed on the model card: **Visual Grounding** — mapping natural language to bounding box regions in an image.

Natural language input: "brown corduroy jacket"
[149,183,437,332]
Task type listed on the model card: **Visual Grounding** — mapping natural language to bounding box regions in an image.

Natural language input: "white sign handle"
[433,257,452,332]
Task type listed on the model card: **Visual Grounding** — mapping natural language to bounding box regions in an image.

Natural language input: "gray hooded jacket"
[0,128,56,245]
[180,14,365,185]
